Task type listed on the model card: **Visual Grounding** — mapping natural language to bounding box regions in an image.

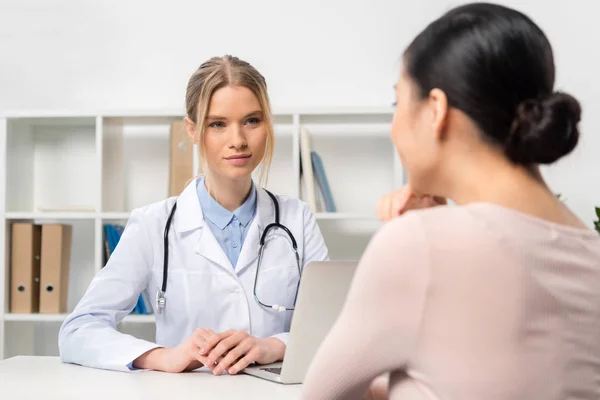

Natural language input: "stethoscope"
[155,189,302,315]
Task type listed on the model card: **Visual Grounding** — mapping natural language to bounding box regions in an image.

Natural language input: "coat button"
[232,242,238,248]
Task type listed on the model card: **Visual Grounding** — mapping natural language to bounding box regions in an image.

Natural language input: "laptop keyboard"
[261,367,282,375]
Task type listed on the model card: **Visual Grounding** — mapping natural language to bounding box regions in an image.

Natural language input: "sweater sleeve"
[301,213,430,400]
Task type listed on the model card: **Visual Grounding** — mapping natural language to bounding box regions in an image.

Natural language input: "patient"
[301,3,600,400]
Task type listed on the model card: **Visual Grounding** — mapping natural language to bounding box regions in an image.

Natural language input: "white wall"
[0,0,598,225]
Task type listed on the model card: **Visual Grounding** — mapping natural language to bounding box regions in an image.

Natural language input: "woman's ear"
[427,88,449,141]
[184,116,199,145]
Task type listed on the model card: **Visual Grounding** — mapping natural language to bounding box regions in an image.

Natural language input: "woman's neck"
[466,170,549,208]
[434,154,586,229]
[443,156,546,206]
[204,174,253,212]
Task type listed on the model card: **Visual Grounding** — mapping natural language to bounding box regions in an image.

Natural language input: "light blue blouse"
[196,177,257,268]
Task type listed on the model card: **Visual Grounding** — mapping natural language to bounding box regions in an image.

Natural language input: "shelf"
[4,313,155,323]
[4,212,135,220]
[100,212,132,220]
[275,106,394,116]
[5,117,97,213]
[304,135,395,215]
[300,122,391,137]
[1,116,96,127]
[0,107,405,359]
[5,211,97,220]
[315,212,377,220]
[102,117,171,212]
[4,313,68,322]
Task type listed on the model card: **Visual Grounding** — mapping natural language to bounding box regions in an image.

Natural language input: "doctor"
[58,55,329,375]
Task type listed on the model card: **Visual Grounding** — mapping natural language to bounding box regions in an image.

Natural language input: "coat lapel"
[174,178,234,273]
[194,223,233,272]
[235,188,276,275]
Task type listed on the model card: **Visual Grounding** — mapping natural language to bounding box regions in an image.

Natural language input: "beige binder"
[10,223,42,313]
[169,120,194,196]
[39,224,72,314]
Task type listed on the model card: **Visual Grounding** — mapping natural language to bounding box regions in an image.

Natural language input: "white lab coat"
[58,179,329,372]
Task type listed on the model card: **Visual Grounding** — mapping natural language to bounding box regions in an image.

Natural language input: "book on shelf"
[103,223,153,315]
[310,151,336,213]
[300,127,318,211]
[36,206,96,213]
[9,222,72,314]
[299,127,336,213]
[169,120,194,197]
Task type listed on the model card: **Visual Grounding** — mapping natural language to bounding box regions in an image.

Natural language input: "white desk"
[0,356,303,399]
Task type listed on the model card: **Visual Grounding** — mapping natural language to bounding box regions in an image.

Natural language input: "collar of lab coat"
[173,177,276,234]
[173,177,277,274]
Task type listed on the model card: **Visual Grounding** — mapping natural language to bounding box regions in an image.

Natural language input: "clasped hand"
[171,328,284,375]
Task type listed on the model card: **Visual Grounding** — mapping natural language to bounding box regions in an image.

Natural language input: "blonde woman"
[59,55,330,375]
[302,3,600,399]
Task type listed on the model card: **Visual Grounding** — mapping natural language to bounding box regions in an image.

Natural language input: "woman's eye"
[209,121,225,129]
[246,117,261,126]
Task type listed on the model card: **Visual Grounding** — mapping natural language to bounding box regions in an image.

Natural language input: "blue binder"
[310,151,336,212]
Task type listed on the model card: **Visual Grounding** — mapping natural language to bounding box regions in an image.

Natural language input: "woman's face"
[390,66,443,194]
[197,85,267,183]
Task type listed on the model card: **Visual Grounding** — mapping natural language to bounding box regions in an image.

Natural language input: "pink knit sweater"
[301,203,600,400]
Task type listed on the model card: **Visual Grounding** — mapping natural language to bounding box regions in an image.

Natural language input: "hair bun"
[505,91,581,164]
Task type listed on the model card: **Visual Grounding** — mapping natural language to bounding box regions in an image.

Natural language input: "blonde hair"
[185,55,274,188]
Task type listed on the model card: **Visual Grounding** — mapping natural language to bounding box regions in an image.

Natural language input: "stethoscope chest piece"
[156,290,166,314]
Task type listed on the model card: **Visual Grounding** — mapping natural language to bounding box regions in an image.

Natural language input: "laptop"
[242,260,358,384]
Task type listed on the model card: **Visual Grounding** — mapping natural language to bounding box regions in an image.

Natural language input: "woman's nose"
[229,124,247,148]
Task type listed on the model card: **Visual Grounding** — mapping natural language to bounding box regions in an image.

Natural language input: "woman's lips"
[225,154,251,165]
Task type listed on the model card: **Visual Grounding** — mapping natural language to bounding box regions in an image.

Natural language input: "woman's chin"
[221,167,255,181]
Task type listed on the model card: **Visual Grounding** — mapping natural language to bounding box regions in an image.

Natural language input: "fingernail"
[214,367,222,375]
[229,368,236,375]
[199,347,205,354]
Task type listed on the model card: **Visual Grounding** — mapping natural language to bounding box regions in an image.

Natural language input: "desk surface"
[0,356,303,399]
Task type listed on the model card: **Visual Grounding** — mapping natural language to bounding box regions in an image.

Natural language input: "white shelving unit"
[0,107,402,359]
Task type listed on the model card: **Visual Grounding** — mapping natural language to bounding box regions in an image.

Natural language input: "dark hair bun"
[506,92,581,164]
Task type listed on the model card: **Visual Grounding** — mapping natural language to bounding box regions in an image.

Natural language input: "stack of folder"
[10,223,72,314]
